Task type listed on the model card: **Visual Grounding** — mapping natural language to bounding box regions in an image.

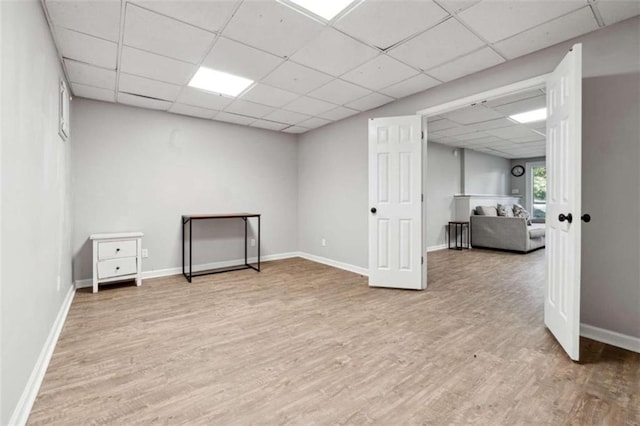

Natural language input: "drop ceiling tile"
[223,1,324,58]
[225,99,275,119]
[71,83,115,103]
[119,73,182,101]
[202,37,284,81]
[379,74,440,98]
[318,106,360,121]
[64,60,116,90]
[427,47,505,82]
[344,92,394,111]
[250,120,289,131]
[241,84,300,108]
[123,4,216,64]
[510,135,546,144]
[460,135,507,146]
[290,28,379,77]
[169,103,218,119]
[486,125,542,140]
[484,89,545,107]
[121,46,197,85]
[436,0,481,14]
[282,126,310,134]
[213,112,256,126]
[283,96,337,116]
[493,95,546,116]
[341,55,419,91]
[452,131,493,141]
[493,8,599,60]
[428,135,456,144]
[596,0,640,25]
[426,118,458,131]
[431,125,476,137]
[176,87,234,110]
[262,62,334,95]
[307,80,372,105]
[45,0,121,41]
[463,117,517,132]
[334,0,449,50]
[458,0,586,43]
[388,18,484,70]
[55,27,118,69]
[297,117,332,129]
[131,0,239,32]
[118,93,172,110]
[262,109,310,126]
[441,104,504,125]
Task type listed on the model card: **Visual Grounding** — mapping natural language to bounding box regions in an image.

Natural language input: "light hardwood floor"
[29,249,639,425]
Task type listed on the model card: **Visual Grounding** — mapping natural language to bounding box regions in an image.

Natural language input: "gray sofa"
[470,215,545,253]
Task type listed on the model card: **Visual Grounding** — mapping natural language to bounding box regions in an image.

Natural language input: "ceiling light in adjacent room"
[282,0,358,21]
[510,108,547,123]
[188,67,253,97]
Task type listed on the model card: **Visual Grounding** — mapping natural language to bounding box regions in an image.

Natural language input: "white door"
[545,44,583,361]
[368,116,424,290]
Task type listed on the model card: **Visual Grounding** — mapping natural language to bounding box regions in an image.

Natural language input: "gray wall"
[581,72,640,338]
[1,1,74,423]
[464,149,511,195]
[297,17,640,338]
[510,156,546,209]
[426,142,462,248]
[72,99,298,281]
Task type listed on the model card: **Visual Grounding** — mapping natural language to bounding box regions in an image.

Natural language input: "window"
[529,162,546,221]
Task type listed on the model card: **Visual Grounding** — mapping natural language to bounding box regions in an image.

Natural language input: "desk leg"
[182,219,185,278]
[258,216,261,272]
[189,219,192,283]
[244,218,248,267]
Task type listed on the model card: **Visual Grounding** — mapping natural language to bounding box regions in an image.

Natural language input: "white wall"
[72,99,298,281]
[297,17,640,339]
[463,149,511,195]
[1,1,74,423]
[426,142,461,248]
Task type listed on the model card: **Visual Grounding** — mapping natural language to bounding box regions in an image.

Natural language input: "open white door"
[368,116,425,290]
[545,44,583,361]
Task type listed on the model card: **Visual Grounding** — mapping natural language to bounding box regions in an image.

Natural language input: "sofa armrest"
[470,216,529,252]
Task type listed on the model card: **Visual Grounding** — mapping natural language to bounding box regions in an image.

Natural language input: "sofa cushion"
[528,224,545,239]
[497,204,514,217]
[514,204,532,225]
[476,205,498,216]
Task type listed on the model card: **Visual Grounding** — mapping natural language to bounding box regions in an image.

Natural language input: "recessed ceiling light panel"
[281,0,358,21]
[188,67,253,97]
[510,108,547,124]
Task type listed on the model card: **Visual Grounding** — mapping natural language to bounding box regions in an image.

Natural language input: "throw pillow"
[476,205,498,216]
[513,204,532,225]
[497,204,514,217]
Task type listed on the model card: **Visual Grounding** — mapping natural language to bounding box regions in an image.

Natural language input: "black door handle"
[559,213,573,223]
[370,207,377,214]
[581,214,591,223]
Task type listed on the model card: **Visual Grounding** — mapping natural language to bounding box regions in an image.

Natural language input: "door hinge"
[421,256,424,265]
[421,194,424,202]
[421,131,424,140]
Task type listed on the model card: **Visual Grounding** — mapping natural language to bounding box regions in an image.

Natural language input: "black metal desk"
[182,213,261,282]
[448,221,470,250]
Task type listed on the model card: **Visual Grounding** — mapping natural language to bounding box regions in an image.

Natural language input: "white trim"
[297,252,369,276]
[525,160,545,215]
[417,74,550,117]
[75,252,301,288]
[9,285,76,426]
[427,244,448,252]
[580,323,640,354]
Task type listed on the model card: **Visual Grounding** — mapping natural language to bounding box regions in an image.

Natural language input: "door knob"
[581,214,591,223]
[370,207,377,214]
[559,213,573,223]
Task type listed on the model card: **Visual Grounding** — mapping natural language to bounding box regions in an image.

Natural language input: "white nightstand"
[90,232,143,293]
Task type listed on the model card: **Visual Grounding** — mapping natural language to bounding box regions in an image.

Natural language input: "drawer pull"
[116,248,120,252]
[116,267,120,270]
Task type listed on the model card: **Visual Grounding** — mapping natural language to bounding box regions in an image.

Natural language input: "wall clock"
[511,165,525,177]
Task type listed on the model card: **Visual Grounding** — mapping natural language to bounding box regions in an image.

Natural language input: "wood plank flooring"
[29,249,639,425]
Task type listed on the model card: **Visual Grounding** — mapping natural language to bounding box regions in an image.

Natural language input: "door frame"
[526,160,546,222]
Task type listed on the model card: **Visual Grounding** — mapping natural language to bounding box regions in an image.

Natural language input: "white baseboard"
[580,323,640,353]
[9,285,75,426]
[75,252,300,288]
[427,244,448,252]
[296,252,368,276]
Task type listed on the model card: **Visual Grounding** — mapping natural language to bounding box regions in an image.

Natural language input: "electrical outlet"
[56,276,61,292]
[321,238,327,247]
[142,249,149,258]
[251,239,256,247]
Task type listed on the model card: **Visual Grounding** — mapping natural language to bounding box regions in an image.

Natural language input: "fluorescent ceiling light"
[284,0,357,21]
[510,108,547,124]
[188,67,253,97]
